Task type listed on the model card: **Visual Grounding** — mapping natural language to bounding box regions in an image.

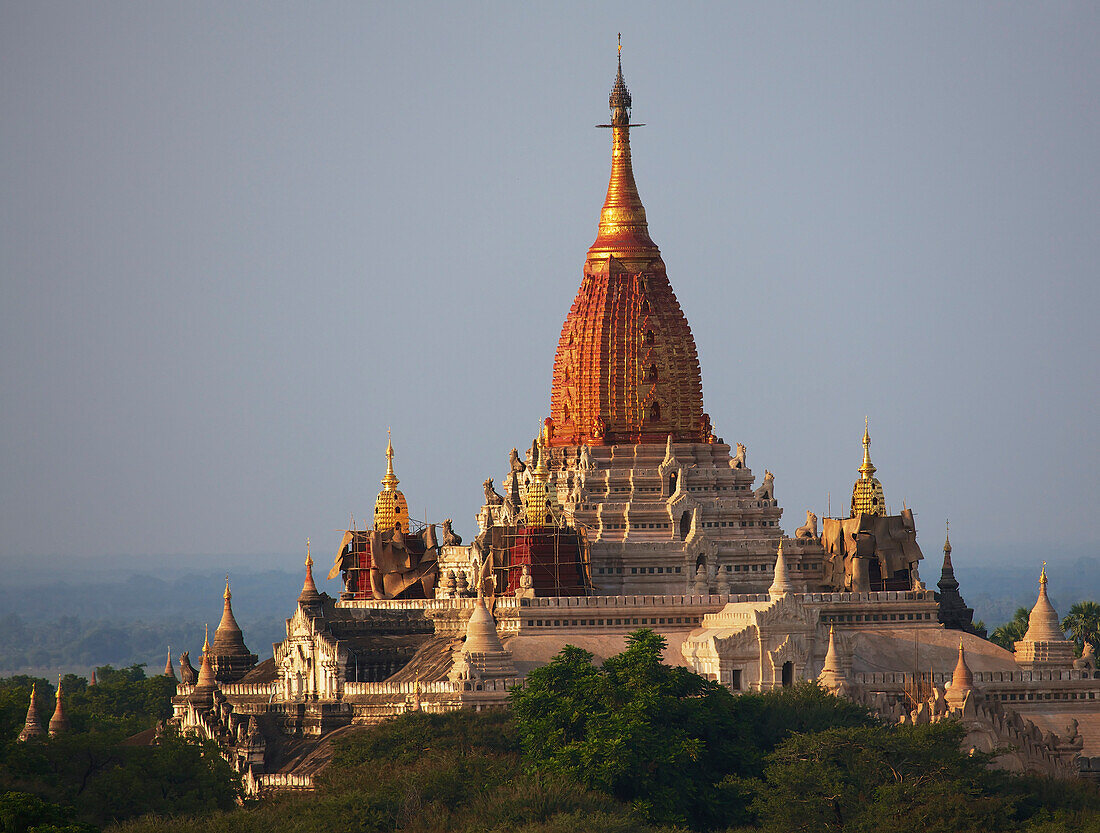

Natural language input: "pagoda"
[474,47,818,596]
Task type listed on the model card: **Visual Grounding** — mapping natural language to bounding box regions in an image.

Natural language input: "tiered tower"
[549,44,705,447]
[479,47,823,595]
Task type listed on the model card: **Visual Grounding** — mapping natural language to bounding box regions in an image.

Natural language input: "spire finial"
[203,623,210,653]
[381,430,399,489]
[306,538,312,569]
[224,573,231,601]
[1040,561,1047,586]
[944,519,951,553]
[618,32,622,56]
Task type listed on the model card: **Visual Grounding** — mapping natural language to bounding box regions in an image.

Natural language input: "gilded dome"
[374,432,409,533]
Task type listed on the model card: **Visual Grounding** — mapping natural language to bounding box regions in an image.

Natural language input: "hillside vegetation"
[4,633,1100,832]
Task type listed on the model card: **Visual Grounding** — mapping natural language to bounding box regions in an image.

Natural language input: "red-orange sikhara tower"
[549,47,707,447]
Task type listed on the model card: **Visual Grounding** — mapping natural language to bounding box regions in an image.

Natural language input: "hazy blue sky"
[2,3,1098,576]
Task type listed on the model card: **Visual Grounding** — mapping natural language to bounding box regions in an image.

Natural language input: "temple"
[159,48,1100,792]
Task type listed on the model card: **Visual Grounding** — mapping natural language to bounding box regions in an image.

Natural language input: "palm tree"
[1062,601,1100,655]
[990,607,1031,651]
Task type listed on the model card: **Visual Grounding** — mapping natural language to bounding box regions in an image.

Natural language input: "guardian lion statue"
[753,470,774,501]
[795,510,818,540]
[440,519,462,547]
[178,651,197,685]
[483,477,504,506]
[731,442,747,469]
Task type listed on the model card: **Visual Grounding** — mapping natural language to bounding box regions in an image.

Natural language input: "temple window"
[644,330,655,345]
[641,299,650,314]
[782,661,794,688]
[647,364,658,382]
[649,401,661,421]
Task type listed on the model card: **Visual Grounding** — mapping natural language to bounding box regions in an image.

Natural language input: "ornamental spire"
[589,36,657,260]
[298,538,321,605]
[851,417,886,516]
[18,683,45,741]
[49,675,69,736]
[859,417,876,479]
[382,429,399,490]
[768,539,793,599]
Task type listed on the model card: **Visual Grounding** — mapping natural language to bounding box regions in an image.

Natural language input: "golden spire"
[859,417,876,479]
[223,573,231,601]
[202,623,210,654]
[381,428,399,490]
[944,519,951,554]
[525,422,554,526]
[374,430,409,533]
[1040,560,1047,586]
[299,537,320,602]
[851,417,886,516]
[589,36,657,260]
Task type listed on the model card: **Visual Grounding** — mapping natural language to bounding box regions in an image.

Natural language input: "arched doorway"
[680,510,692,540]
[781,661,793,688]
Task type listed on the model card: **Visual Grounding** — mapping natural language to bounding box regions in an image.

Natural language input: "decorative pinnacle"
[224,574,231,601]
[305,538,313,569]
[1040,561,1047,586]
[859,417,876,478]
[202,623,210,653]
[944,519,951,554]
[381,429,399,490]
[609,36,632,125]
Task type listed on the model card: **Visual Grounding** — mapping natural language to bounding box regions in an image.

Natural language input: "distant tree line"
[0,613,285,676]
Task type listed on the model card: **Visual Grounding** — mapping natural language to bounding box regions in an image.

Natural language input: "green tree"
[749,722,1015,833]
[511,629,741,828]
[1061,601,1100,655]
[991,607,1031,650]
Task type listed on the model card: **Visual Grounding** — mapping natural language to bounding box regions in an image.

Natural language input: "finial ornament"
[306,538,312,568]
[224,573,231,600]
[1040,561,1047,585]
[203,623,210,653]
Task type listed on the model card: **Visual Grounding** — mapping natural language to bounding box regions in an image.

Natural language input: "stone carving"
[440,570,456,598]
[509,447,526,473]
[795,510,818,540]
[692,563,709,595]
[1074,641,1096,671]
[579,444,594,471]
[731,442,746,469]
[753,470,774,501]
[483,478,504,506]
[178,651,197,685]
[440,519,462,547]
